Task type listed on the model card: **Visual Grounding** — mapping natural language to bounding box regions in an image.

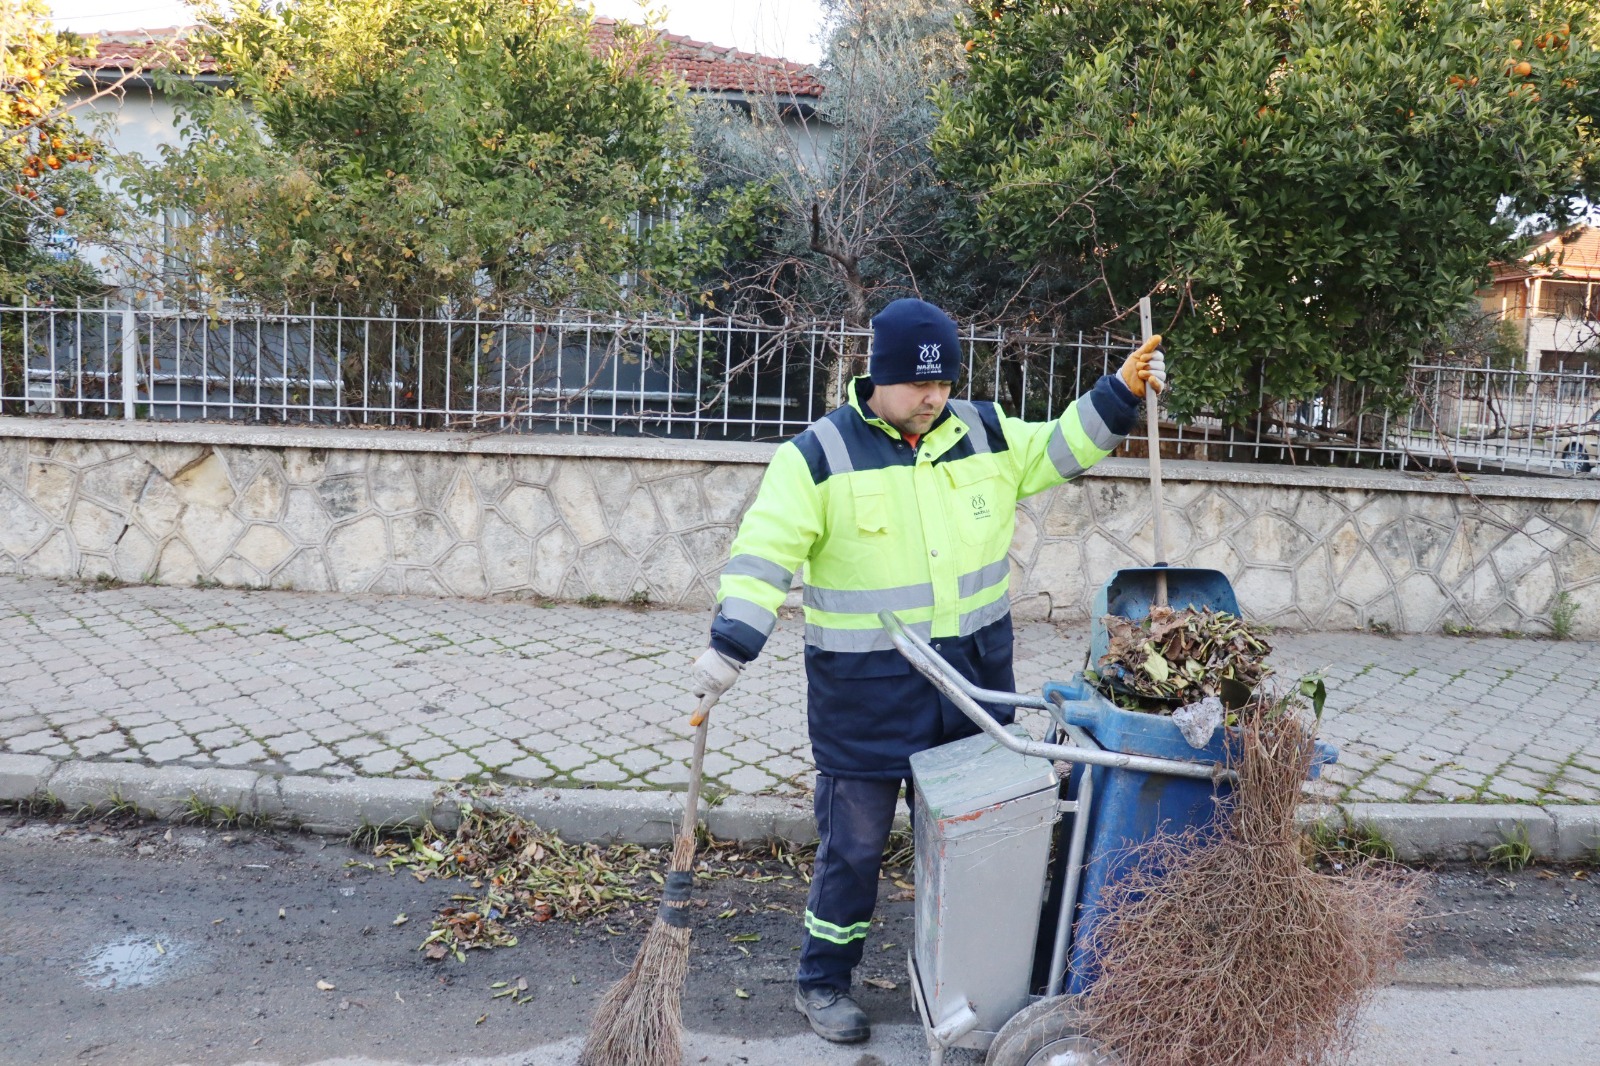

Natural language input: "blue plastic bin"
[1042,674,1336,996]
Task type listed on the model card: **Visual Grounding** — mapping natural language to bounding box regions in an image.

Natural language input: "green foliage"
[1306,819,1398,864]
[131,0,709,312]
[1488,824,1534,870]
[1,1,117,302]
[693,0,1086,329]
[1297,672,1328,722]
[936,0,1600,419]
[1549,590,1579,638]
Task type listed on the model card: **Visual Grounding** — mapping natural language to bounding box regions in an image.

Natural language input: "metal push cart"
[879,592,1336,1066]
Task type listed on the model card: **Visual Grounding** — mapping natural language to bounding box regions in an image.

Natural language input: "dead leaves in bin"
[1090,606,1272,713]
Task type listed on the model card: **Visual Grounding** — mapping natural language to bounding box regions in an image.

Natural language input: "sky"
[48,1,829,64]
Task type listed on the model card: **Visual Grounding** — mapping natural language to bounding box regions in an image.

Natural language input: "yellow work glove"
[1118,334,1167,400]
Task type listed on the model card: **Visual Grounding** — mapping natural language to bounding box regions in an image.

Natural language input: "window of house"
[1536,279,1591,319]
[1483,280,1527,319]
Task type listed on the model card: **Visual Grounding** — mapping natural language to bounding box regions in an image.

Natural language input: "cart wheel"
[985,995,1116,1066]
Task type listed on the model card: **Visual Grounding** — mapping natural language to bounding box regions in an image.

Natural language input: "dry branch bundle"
[1081,696,1422,1066]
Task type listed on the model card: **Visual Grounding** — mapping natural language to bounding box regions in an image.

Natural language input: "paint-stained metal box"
[910,725,1059,1039]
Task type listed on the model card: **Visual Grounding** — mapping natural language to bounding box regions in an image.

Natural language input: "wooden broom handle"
[1139,297,1168,609]
[677,695,715,853]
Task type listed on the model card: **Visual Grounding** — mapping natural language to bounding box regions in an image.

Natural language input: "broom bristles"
[1080,697,1423,1066]
[578,833,700,1066]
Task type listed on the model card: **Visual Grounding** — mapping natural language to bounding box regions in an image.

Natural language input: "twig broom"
[578,693,717,1066]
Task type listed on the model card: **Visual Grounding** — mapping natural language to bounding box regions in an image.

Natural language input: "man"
[689,298,1164,1044]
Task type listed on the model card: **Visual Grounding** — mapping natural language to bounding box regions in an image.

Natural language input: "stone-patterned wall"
[3,418,1598,637]
[1011,472,1600,638]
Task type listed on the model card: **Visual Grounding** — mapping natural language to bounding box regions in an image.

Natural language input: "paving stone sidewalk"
[2,574,1598,806]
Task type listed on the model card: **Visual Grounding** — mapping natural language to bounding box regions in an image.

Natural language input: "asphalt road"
[2,816,1598,1066]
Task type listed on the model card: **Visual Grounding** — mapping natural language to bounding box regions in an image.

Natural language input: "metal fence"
[3,300,1598,476]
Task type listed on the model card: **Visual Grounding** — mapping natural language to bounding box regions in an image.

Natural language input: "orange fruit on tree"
[53,206,65,216]
[1514,61,1533,76]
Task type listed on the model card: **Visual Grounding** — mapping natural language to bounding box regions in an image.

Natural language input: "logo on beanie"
[917,343,942,374]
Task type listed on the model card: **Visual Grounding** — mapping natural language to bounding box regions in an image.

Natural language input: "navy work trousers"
[795,774,914,994]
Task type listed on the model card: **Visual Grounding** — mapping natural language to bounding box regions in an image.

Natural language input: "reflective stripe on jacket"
[710,372,1140,777]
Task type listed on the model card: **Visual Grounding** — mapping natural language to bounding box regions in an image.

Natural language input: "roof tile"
[69,19,823,97]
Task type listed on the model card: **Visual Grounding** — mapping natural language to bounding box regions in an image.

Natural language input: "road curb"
[1,755,1595,861]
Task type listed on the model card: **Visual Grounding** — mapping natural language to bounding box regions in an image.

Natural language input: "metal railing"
[3,299,1597,475]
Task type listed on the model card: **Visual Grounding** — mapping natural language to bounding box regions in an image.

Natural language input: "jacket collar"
[847,376,968,459]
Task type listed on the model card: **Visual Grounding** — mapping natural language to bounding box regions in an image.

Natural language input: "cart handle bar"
[879,610,1230,783]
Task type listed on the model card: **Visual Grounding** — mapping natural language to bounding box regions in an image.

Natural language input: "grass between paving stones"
[361,792,828,964]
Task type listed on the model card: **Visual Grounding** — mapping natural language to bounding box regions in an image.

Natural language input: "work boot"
[794,984,870,1043]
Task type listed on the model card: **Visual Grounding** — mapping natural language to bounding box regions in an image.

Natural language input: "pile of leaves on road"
[368,794,816,963]
[1079,689,1423,1066]
[1087,605,1274,714]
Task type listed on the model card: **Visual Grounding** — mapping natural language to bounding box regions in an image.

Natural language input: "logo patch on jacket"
[970,494,991,520]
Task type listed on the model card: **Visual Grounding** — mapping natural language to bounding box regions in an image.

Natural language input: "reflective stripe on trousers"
[796,775,913,994]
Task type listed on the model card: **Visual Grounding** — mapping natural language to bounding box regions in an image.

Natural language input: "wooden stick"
[682,695,714,840]
[1139,297,1168,609]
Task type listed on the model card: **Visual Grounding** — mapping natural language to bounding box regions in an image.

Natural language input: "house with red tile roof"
[1482,226,1600,372]
[69,18,824,98]
[61,20,826,288]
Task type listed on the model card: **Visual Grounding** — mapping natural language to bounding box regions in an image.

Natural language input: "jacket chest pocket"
[943,460,1005,546]
[851,478,890,536]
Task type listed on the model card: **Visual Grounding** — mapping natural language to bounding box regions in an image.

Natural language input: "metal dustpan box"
[910,725,1058,1044]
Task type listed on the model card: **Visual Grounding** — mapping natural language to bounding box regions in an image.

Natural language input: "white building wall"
[62,82,189,290]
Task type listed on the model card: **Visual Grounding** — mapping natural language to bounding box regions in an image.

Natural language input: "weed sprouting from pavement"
[176,794,267,829]
[1,791,65,817]
[1489,825,1534,872]
[347,819,417,850]
[1306,820,1398,865]
[1550,592,1579,641]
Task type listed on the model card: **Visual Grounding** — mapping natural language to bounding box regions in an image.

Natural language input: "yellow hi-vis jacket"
[711,373,1140,777]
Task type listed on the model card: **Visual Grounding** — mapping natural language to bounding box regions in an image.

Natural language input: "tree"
[695,0,1116,412]
[132,0,707,314]
[935,0,1600,421]
[1,1,119,302]
[695,0,967,331]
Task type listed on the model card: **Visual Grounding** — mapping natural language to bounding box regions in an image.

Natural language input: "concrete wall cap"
[0,415,780,466]
[8,416,1599,500]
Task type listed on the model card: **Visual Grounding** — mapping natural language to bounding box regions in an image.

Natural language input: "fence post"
[120,303,138,420]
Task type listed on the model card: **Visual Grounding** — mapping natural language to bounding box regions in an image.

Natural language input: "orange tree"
[934,0,1600,420]
[1,0,115,302]
[130,0,712,314]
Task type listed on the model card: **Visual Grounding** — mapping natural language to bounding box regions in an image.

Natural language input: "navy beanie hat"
[869,298,962,386]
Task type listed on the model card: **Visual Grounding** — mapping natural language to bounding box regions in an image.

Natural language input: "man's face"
[871,379,952,438]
